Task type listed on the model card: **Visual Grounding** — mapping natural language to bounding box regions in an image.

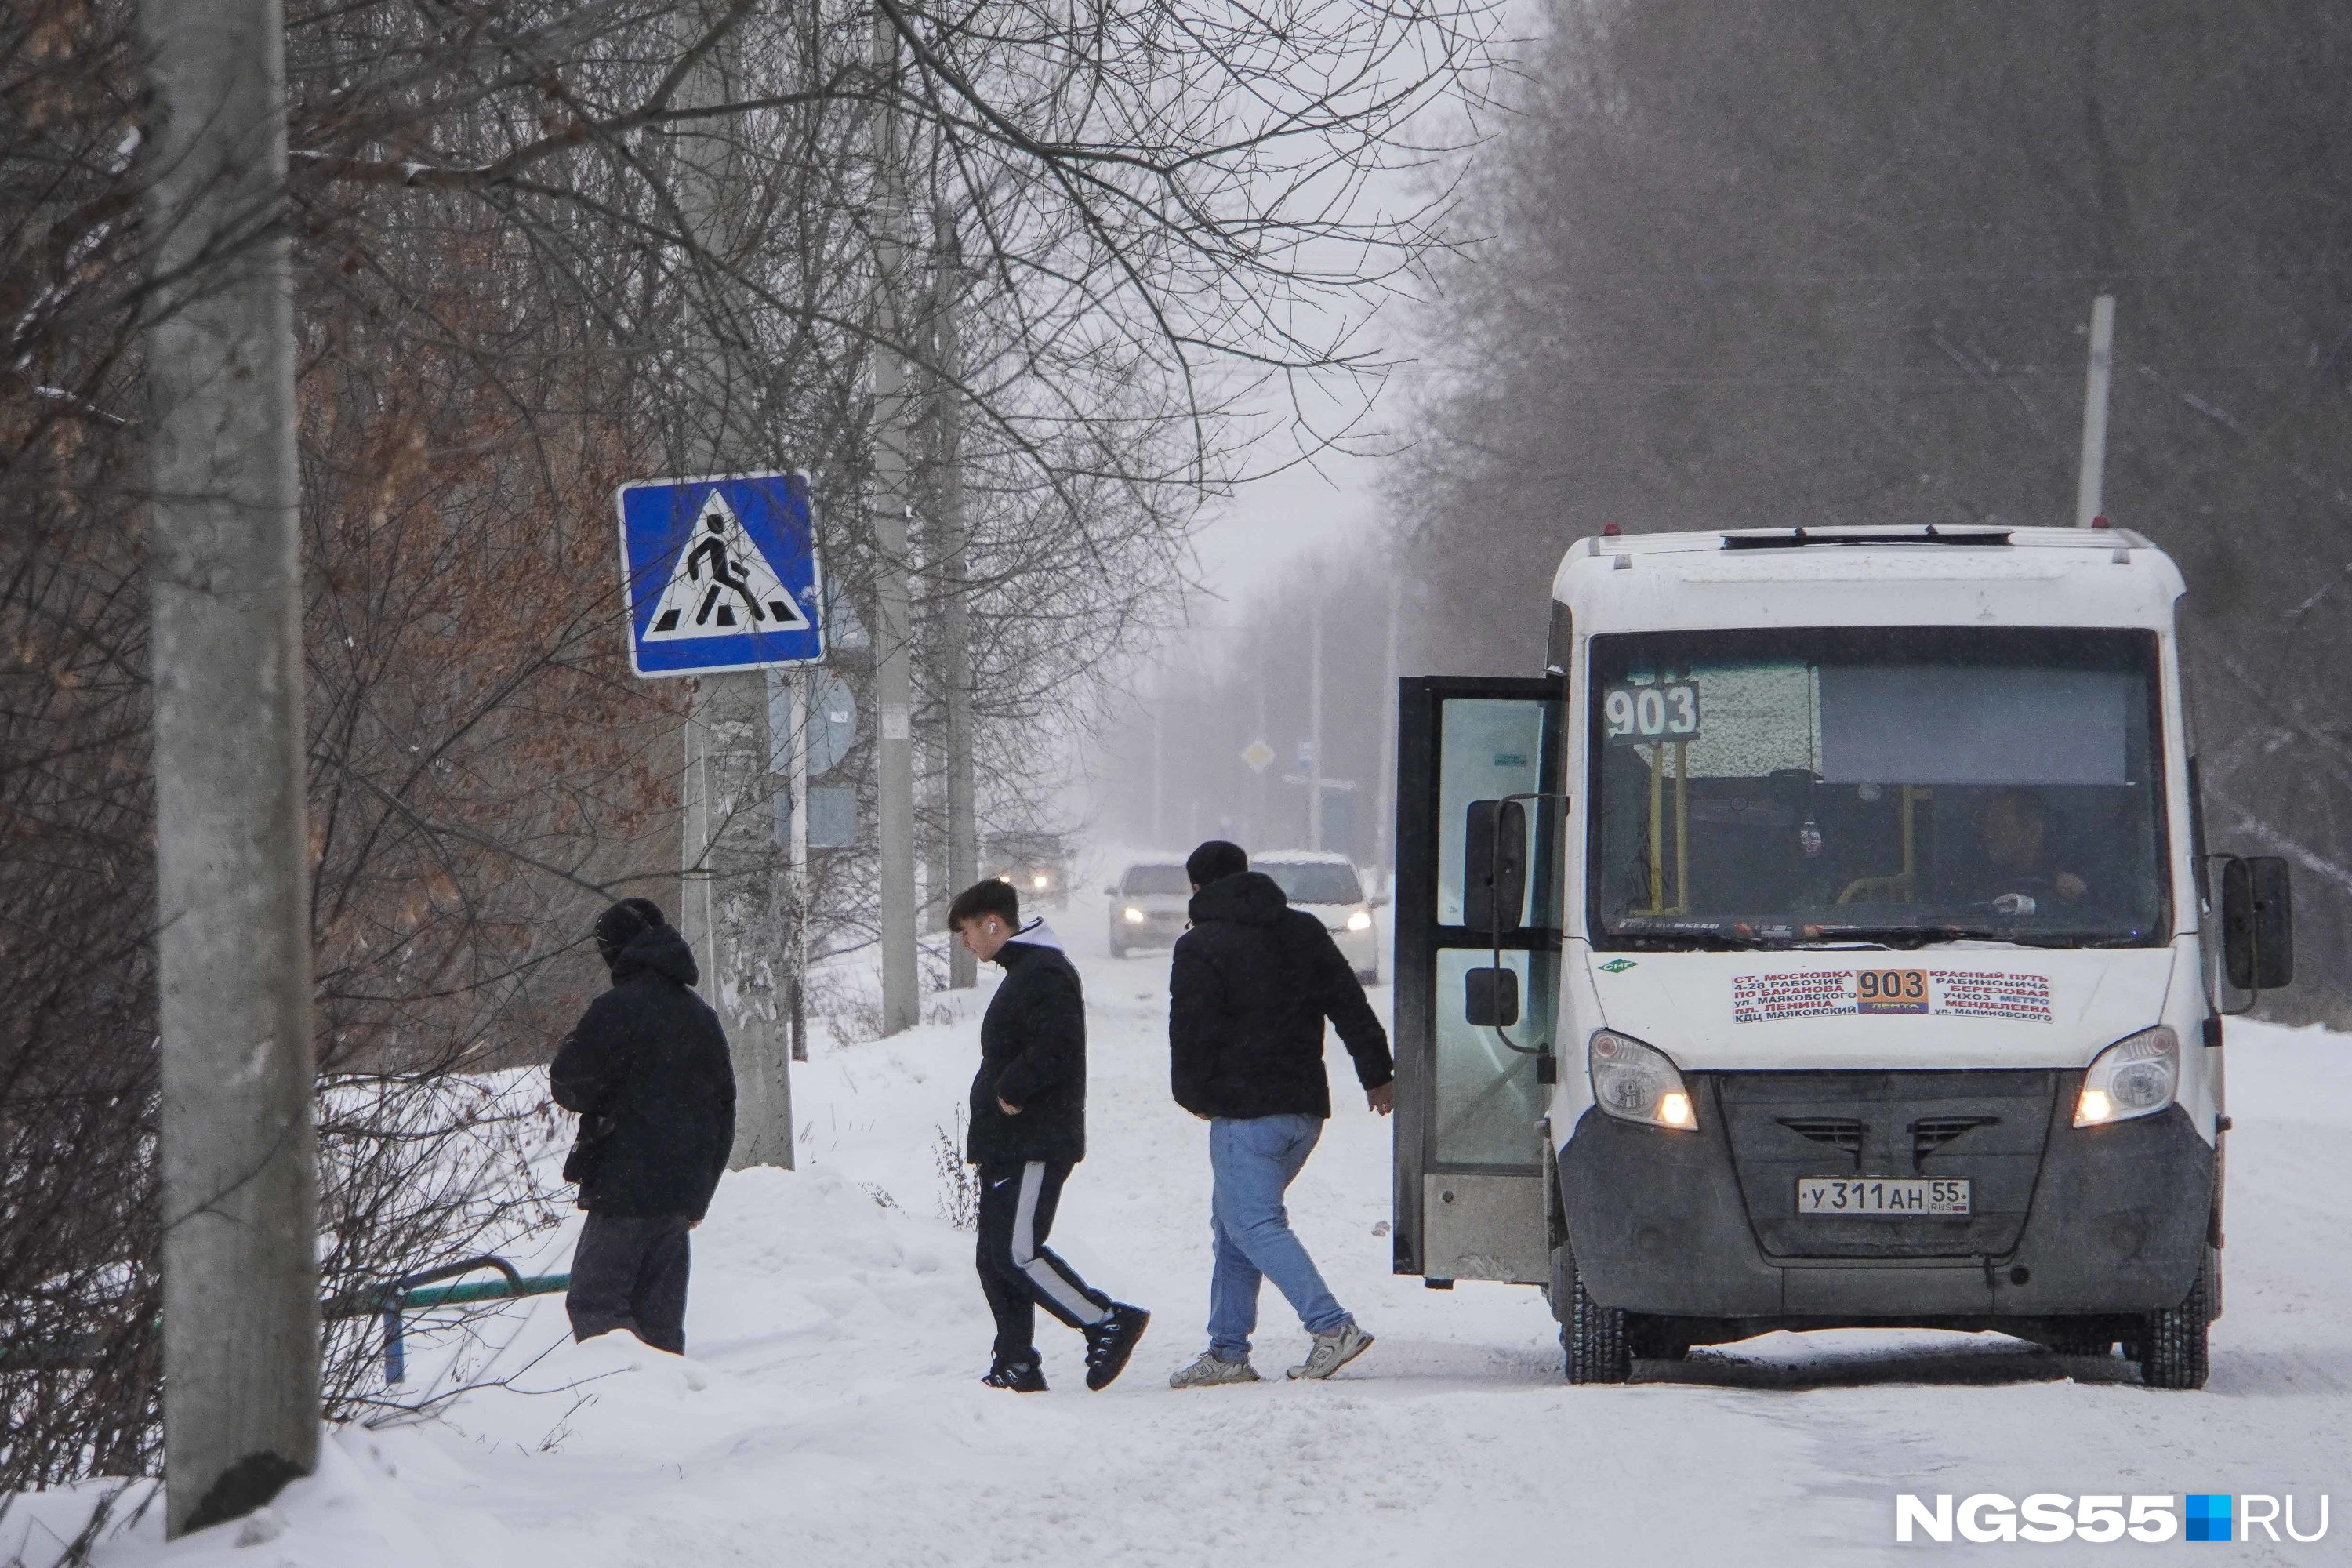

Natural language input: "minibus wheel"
[2136,1253,2212,1390]
[1552,1243,1631,1384]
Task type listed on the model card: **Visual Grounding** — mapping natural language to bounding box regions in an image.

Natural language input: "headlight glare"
[2074,1026,2179,1127]
[1122,906,1145,924]
[1588,1030,1697,1131]
[1346,909,1374,932]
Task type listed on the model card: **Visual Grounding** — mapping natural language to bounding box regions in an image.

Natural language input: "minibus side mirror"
[1465,966,1520,1028]
[2221,855,2293,992]
[1463,798,1528,934]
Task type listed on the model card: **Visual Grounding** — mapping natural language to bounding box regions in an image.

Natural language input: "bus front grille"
[1714,1070,2059,1260]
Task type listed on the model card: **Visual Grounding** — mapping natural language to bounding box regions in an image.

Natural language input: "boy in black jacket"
[550,898,736,1356]
[950,879,1149,1392]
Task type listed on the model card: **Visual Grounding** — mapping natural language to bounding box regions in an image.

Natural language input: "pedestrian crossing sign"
[616,470,826,677]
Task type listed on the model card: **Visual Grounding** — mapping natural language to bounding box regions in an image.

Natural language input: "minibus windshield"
[1587,626,2169,949]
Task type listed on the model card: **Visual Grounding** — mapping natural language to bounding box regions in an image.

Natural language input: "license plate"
[1798,1177,1971,1216]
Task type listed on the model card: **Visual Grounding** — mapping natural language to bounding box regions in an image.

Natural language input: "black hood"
[610,922,699,987]
[1187,869,1288,928]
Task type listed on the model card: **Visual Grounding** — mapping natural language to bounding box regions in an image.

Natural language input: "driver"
[1973,787,2088,904]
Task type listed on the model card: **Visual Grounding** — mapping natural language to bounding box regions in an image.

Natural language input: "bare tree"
[1400,0,2352,1022]
[3,0,1498,1510]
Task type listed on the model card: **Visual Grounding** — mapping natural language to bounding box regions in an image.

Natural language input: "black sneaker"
[982,1356,1047,1392]
[1083,1304,1150,1392]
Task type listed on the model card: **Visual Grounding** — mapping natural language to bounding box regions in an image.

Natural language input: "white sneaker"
[1287,1321,1374,1381]
[1169,1350,1261,1388]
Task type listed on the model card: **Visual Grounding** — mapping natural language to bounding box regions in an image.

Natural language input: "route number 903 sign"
[1603,681,1701,744]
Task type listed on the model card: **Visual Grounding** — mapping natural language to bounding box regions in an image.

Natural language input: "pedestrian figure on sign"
[688,513,767,629]
[551,898,735,1356]
[950,878,1151,1392]
[1165,841,1392,1388]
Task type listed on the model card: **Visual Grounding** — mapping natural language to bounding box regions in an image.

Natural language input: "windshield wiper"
[1602,927,1778,951]
[1798,925,1953,949]
[1804,924,2142,950]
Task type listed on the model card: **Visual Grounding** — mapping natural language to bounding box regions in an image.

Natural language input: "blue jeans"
[1207,1113,1351,1360]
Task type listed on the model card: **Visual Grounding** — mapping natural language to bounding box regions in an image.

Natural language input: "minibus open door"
[1391,677,1566,1286]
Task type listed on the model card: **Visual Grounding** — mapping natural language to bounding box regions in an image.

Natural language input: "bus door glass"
[1393,677,1565,1285]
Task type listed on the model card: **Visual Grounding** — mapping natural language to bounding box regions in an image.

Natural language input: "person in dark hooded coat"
[1164,842,1392,1388]
[550,897,735,1355]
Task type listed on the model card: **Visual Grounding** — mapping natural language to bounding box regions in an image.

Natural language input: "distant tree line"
[1398,0,2352,1025]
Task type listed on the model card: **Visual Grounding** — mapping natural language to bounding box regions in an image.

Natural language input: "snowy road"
[48,894,2351,1566]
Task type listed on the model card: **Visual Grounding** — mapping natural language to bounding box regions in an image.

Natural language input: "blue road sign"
[615,470,825,677]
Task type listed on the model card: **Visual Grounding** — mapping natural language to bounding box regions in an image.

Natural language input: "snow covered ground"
[14,884,2351,1566]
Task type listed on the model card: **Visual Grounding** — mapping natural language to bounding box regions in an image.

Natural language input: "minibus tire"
[2136,1254,2212,1391]
[1555,1243,1631,1384]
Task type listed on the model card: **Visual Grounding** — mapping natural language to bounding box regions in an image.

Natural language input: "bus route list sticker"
[1731,969,2053,1025]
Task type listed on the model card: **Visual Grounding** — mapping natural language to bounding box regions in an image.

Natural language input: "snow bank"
[16,915,2352,1566]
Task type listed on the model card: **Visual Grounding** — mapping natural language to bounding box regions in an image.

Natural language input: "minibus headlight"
[1588,1030,1697,1131]
[1346,909,1374,932]
[1122,906,1146,924]
[2074,1026,2179,1127]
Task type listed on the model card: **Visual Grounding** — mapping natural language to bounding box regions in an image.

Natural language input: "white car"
[1254,852,1384,984]
[1107,858,1192,956]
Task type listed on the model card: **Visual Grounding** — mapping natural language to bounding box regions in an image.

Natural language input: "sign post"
[618,470,825,1168]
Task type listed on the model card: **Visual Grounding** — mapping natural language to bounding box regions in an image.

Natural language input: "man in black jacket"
[950,878,1149,1392]
[550,898,735,1356]
[1165,841,1392,1388]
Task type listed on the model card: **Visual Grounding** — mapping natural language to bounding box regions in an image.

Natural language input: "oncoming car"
[1255,851,1385,985]
[1107,858,1191,956]
[985,833,1069,908]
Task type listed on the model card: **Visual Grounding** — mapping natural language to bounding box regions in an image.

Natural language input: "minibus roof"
[1553,524,2185,636]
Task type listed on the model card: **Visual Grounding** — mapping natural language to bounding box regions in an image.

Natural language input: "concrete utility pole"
[671,11,791,1165]
[1372,576,1402,894]
[2074,293,2117,528]
[1150,699,1165,846]
[871,10,920,1033]
[935,285,980,989]
[1307,596,1326,852]
[1253,678,1269,848]
[138,0,319,1536]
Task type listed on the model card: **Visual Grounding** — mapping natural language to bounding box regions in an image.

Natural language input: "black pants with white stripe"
[975,1160,1112,1363]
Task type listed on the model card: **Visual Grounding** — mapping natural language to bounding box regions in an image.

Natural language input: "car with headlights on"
[1254,851,1384,984]
[985,832,1069,908]
[1107,858,1192,956]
